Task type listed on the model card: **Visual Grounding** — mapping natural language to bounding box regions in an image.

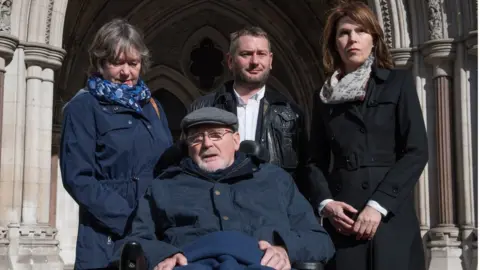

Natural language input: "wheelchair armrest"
[120,241,147,270]
[292,261,325,270]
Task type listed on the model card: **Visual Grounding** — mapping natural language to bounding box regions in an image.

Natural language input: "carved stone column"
[392,47,432,239]
[423,39,462,270]
[8,42,66,270]
[0,32,17,270]
[52,96,78,269]
[459,27,477,270]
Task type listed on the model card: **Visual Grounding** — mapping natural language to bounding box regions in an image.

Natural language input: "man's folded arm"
[274,174,335,263]
[112,187,182,270]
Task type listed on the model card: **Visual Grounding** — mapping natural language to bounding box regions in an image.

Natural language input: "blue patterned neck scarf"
[87,75,152,112]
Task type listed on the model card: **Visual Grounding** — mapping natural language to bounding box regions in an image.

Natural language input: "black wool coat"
[308,67,428,270]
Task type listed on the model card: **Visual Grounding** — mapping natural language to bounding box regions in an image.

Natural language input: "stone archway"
[0,0,476,269]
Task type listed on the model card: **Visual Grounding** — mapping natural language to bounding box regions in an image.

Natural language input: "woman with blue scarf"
[60,19,173,270]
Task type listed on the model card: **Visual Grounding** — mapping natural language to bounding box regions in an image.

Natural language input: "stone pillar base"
[469,229,477,270]
[9,225,63,270]
[428,247,463,270]
[0,227,11,270]
[427,227,463,270]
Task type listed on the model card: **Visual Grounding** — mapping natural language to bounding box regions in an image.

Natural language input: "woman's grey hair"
[88,18,151,75]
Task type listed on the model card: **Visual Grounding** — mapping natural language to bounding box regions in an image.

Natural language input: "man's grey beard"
[233,68,270,89]
[198,162,227,173]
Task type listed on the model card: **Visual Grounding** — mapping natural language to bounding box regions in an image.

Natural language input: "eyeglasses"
[186,129,233,145]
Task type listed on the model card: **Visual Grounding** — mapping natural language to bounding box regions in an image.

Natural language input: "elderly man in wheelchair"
[115,107,335,270]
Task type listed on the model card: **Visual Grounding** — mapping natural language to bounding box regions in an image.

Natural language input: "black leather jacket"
[189,81,311,196]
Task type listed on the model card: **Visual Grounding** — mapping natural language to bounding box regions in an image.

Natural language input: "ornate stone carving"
[426,0,444,40]
[15,226,63,269]
[390,48,413,68]
[379,0,393,48]
[23,42,66,70]
[19,226,58,239]
[427,227,462,248]
[422,38,455,66]
[0,0,12,33]
[466,30,477,55]
[0,32,16,66]
[45,0,55,43]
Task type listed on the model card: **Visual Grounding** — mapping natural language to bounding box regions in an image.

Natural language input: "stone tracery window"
[189,38,224,90]
[180,26,229,93]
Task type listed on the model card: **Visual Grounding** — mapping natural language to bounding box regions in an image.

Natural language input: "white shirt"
[234,86,266,142]
[318,199,388,217]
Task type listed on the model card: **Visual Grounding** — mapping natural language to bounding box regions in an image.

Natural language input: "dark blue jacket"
[120,154,335,270]
[60,90,173,269]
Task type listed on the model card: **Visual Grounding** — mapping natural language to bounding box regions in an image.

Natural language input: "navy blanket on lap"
[175,231,272,270]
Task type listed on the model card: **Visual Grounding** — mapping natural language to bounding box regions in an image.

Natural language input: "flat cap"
[181,107,238,132]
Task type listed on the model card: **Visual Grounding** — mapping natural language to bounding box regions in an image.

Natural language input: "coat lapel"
[345,103,365,127]
[344,67,392,126]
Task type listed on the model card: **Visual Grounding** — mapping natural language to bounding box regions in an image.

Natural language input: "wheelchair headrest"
[239,140,270,163]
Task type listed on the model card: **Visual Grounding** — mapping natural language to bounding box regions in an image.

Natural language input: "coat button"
[214,190,221,196]
[128,120,132,125]
[113,106,119,111]
[222,216,229,221]
[359,128,366,133]
[392,187,399,194]
[147,125,152,129]
[331,135,335,141]
[102,107,107,111]
[361,181,369,190]
[335,183,342,192]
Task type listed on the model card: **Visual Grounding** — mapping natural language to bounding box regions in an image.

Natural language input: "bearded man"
[190,26,314,201]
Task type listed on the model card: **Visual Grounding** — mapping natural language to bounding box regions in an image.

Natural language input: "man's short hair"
[229,26,271,55]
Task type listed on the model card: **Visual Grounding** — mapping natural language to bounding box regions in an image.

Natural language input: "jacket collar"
[216,80,290,106]
[371,65,391,81]
[160,152,258,183]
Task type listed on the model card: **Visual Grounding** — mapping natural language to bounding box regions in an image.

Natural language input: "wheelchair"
[119,140,326,270]
[119,240,325,270]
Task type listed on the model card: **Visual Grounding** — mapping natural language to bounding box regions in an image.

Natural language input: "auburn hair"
[322,1,393,76]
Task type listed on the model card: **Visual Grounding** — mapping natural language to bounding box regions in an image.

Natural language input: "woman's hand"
[352,205,382,240]
[323,201,358,235]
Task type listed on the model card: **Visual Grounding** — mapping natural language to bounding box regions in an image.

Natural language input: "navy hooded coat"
[60,90,173,269]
